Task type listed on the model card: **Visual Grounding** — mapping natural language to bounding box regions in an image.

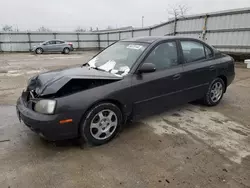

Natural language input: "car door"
[179,39,217,102]
[45,40,57,52]
[55,40,65,51]
[131,40,185,119]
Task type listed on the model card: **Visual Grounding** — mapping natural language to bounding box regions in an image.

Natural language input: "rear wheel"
[35,48,43,54]
[63,47,70,54]
[80,103,123,146]
[203,78,225,106]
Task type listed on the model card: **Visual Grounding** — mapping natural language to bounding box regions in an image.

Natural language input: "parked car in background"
[32,40,74,54]
[17,36,235,146]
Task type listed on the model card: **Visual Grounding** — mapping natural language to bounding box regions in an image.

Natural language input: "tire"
[63,47,70,54]
[203,78,225,106]
[80,103,123,146]
[35,48,43,54]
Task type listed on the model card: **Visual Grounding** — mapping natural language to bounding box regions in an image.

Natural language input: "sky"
[0,0,250,31]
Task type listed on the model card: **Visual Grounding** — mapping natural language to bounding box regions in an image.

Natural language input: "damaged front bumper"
[16,92,80,141]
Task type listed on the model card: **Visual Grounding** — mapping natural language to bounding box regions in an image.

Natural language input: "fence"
[1,7,250,54]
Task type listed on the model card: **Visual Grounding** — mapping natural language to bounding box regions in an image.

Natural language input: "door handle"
[209,66,215,71]
[173,74,181,80]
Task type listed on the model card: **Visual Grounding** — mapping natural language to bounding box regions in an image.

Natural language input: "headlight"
[34,100,56,114]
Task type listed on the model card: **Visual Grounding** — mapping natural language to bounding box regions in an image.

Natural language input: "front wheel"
[80,103,123,146]
[35,48,43,54]
[203,78,225,106]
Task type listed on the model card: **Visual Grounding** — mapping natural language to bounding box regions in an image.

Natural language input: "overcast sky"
[0,0,250,31]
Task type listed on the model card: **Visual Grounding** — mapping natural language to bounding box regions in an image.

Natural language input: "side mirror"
[138,63,156,73]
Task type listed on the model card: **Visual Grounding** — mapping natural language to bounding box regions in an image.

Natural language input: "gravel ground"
[0,53,249,188]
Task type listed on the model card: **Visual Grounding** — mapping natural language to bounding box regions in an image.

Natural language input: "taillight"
[68,42,73,46]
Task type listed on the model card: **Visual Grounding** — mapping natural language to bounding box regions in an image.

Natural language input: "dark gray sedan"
[32,40,74,54]
[17,36,235,145]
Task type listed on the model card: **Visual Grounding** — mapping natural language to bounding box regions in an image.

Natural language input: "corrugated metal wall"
[1,8,250,54]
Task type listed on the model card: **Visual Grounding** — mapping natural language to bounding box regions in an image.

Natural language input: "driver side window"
[144,41,178,70]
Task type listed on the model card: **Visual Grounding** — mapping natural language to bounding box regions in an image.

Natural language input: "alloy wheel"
[90,109,118,140]
[210,82,223,103]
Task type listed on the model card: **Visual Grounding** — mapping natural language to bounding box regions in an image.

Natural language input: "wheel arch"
[218,75,227,92]
[36,47,43,53]
[78,99,127,136]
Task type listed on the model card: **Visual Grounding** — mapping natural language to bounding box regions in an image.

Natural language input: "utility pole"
[142,16,144,28]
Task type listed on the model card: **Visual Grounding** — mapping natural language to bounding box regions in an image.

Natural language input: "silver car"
[32,40,74,54]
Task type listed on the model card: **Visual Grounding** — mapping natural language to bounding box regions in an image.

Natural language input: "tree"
[75,27,86,32]
[37,26,52,32]
[167,4,189,19]
[2,25,13,32]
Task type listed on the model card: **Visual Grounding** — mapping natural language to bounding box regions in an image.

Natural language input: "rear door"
[131,40,185,118]
[55,40,65,51]
[179,39,217,101]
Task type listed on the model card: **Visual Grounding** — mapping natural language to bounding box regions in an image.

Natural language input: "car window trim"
[204,45,214,59]
[57,40,64,44]
[134,39,182,73]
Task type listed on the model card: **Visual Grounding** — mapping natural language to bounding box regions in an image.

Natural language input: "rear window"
[180,41,206,63]
[56,41,64,44]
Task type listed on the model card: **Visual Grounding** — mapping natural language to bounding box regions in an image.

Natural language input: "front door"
[131,40,185,119]
[179,40,217,101]
[45,40,57,52]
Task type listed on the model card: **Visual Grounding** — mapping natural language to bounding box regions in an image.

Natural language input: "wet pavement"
[0,53,250,188]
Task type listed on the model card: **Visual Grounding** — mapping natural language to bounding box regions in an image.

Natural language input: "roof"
[121,36,188,43]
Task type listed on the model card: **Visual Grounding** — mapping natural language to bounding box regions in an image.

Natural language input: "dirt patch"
[210,117,224,124]
[229,128,248,136]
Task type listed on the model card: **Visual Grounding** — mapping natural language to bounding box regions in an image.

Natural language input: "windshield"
[86,41,149,76]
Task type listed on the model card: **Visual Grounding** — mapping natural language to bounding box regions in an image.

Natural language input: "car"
[17,36,235,145]
[32,40,74,54]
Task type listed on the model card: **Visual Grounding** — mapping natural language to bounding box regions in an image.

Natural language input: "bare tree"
[2,25,13,32]
[178,4,189,18]
[37,26,52,32]
[168,4,189,19]
[75,27,86,32]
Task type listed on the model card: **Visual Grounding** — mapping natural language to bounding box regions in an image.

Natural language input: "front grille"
[27,90,38,101]
[21,91,29,106]
[22,90,38,109]
[29,91,35,99]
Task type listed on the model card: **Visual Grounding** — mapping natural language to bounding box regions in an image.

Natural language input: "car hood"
[28,66,123,96]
